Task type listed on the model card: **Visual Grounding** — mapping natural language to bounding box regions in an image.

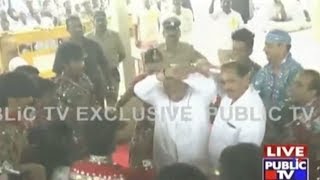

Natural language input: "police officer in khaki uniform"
[87,11,126,106]
[157,17,205,67]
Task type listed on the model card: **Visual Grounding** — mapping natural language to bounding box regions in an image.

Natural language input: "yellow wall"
[0,22,93,78]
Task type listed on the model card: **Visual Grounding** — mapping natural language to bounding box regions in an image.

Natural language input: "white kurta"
[208,86,266,168]
[134,73,217,174]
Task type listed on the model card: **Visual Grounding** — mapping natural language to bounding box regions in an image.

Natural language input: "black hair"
[144,48,163,64]
[303,70,320,96]
[232,28,255,53]
[157,163,207,180]
[14,65,40,76]
[66,15,81,29]
[0,72,38,108]
[219,143,262,180]
[287,44,292,52]
[55,42,84,66]
[94,10,106,19]
[18,44,32,53]
[221,61,251,78]
[28,121,74,179]
[82,111,119,156]
[37,78,56,97]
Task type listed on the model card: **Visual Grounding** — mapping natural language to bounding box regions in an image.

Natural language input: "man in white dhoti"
[208,61,266,170]
[133,65,217,174]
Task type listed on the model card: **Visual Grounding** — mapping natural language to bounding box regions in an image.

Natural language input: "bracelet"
[133,159,153,170]
[142,159,153,170]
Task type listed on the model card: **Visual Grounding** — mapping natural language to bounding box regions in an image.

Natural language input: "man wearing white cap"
[7,46,29,72]
[8,56,28,72]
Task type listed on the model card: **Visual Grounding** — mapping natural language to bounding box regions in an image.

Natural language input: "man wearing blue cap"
[253,29,303,143]
[157,17,205,66]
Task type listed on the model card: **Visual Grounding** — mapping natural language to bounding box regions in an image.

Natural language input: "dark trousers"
[106,68,120,106]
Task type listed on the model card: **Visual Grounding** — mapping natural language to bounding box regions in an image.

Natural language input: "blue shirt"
[253,53,303,110]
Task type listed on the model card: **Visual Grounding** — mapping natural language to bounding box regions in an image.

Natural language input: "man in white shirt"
[134,65,217,174]
[133,0,160,50]
[209,61,266,170]
[209,0,243,63]
[160,0,193,43]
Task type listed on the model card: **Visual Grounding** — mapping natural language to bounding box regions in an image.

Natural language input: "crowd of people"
[0,0,319,180]
[0,0,110,31]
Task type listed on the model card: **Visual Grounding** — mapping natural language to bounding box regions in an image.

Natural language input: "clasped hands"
[156,59,219,81]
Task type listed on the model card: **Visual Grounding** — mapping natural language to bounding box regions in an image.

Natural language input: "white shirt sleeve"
[183,73,217,104]
[133,74,164,105]
[180,8,194,34]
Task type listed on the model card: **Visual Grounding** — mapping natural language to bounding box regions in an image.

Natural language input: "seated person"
[0,72,46,180]
[248,0,311,32]
[156,163,207,180]
[69,114,127,180]
[24,121,75,180]
[218,143,262,180]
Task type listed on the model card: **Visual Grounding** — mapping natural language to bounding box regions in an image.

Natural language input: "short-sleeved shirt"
[210,10,244,50]
[53,38,111,99]
[157,42,205,66]
[133,7,160,43]
[253,53,303,110]
[87,30,125,69]
[55,73,94,108]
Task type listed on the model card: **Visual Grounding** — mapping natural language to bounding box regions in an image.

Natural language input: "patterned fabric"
[129,107,154,167]
[296,98,320,133]
[55,73,94,109]
[69,160,128,180]
[0,122,27,171]
[70,159,155,180]
[253,53,303,110]
[283,98,320,159]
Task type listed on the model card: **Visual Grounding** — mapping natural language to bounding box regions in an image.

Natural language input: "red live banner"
[264,144,308,158]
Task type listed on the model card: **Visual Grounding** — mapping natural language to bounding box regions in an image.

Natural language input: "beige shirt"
[87,30,126,69]
[157,42,205,66]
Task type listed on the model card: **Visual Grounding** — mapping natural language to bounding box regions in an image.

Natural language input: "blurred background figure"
[157,163,208,180]
[133,0,160,50]
[160,0,194,44]
[219,143,262,180]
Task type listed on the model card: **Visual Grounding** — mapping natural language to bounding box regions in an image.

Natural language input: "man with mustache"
[157,17,205,66]
[253,30,303,143]
[209,61,266,171]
